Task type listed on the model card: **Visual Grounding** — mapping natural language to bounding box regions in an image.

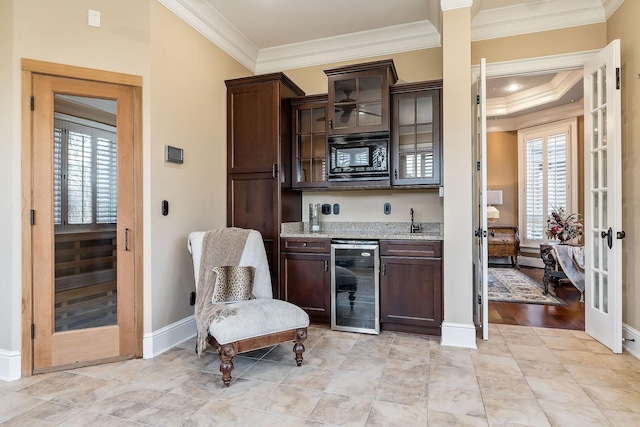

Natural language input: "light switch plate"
[88,10,101,27]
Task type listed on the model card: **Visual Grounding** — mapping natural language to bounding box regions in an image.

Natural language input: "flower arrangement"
[546,206,583,243]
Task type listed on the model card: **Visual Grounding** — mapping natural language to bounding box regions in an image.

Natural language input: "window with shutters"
[54,117,117,231]
[517,119,578,248]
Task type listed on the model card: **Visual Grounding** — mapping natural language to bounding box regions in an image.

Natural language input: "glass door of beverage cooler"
[330,241,380,334]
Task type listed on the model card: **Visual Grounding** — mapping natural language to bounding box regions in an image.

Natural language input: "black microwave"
[328,133,390,181]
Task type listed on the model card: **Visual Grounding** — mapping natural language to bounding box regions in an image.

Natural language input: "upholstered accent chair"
[188,229,309,387]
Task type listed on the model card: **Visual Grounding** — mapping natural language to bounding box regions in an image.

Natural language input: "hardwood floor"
[488,266,585,330]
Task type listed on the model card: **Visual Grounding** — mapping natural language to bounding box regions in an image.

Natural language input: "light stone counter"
[281,222,443,241]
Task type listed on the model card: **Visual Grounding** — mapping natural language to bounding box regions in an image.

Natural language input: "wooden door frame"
[21,59,144,377]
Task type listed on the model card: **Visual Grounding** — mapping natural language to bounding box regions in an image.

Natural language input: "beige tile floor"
[1,324,640,426]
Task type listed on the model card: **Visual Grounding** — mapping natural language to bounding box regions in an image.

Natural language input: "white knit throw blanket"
[195,228,250,356]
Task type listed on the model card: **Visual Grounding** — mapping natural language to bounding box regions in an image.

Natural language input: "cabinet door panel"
[381,257,442,327]
[228,84,277,173]
[281,253,330,320]
[228,173,279,296]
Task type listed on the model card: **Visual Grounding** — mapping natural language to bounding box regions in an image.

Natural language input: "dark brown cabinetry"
[291,95,328,189]
[325,60,398,135]
[280,237,331,321]
[391,82,442,187]
[380,240,442,335]
[226,74,304,298]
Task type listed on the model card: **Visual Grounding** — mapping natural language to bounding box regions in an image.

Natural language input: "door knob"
[601,227,613,249]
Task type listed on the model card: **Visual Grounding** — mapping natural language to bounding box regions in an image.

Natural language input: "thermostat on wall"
[165,145,184,164]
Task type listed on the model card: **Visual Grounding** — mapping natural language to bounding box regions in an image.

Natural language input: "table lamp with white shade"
[486,190,503,224]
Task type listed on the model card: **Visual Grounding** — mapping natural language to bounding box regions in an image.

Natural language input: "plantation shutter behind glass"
[53,119,117,229]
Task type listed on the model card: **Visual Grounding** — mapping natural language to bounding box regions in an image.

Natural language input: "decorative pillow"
[211,266,256,303]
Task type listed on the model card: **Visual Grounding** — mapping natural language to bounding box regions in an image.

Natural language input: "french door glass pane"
[592,111,599,150]
[593,192,599,228]
[602,191,608,227]
[594,271,600,310]
[600,66,607,105]
[592,72,598,111]
[602,149,608,187]
[601,107,607,146]
[602,274,608,313]
[593,231,600,270]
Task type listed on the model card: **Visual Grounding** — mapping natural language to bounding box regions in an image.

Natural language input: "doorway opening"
[477,52,594,331]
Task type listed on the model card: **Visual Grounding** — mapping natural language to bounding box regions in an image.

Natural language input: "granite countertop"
[281,222,443,241]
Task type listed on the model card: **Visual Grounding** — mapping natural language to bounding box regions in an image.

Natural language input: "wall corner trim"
[441,0,474,11]
[0,349,22,382]
[440,322,478,349]
[142,316,196,359]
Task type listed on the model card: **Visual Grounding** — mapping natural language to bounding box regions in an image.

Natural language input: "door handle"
[324,260,328,272]
[125,228,130,251]
[490,230,495,237]
[601,227,613,249]
[617,230,626,240]
[272,163,277,180]
[381,263,386,275]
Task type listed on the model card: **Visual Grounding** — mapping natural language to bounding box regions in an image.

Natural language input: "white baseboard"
[518,256,545,269]
[441,322,478,349]
[0,349,22,382]
[143,315,196,359]
[623,323,640,360]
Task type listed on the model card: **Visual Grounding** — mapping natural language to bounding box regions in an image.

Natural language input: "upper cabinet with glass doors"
[292,95,328,189]
[325,60,398,135]
[390,82,442,187]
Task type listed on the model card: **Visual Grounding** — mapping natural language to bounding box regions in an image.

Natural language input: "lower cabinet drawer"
[488,245,516,256]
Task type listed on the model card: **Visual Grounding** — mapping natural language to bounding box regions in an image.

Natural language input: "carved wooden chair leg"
[218,342,238,387]
[293,328,307,367]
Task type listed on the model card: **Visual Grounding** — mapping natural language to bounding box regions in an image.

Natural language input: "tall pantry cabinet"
[225,73,305,298]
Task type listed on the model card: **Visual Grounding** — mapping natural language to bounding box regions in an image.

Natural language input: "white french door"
[583,40,624,353]
[472,59,489,340]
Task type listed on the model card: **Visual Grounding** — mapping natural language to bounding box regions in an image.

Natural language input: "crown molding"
[255,21,440,74]
[441,0,474,11]
[471,0,605,41]
[157,0,258,72]
[487,100,584,132]
[603,0,625,19]
[487,70,582,117]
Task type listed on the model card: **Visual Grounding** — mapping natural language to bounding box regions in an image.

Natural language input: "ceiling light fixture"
[506,84,520,92]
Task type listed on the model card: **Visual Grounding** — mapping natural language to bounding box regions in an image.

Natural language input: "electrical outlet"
[384,202,391,215]
[322,204,331,215]
[333,203,340,215]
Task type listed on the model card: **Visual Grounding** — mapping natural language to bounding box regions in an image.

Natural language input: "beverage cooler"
[330,240,380,334]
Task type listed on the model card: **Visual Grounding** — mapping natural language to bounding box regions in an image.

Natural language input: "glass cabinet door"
[325,61,397,135]
[392,88,441,186]
[293,99,327,188]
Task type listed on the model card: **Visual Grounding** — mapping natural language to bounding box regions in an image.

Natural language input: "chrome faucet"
[410,208,421,233]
